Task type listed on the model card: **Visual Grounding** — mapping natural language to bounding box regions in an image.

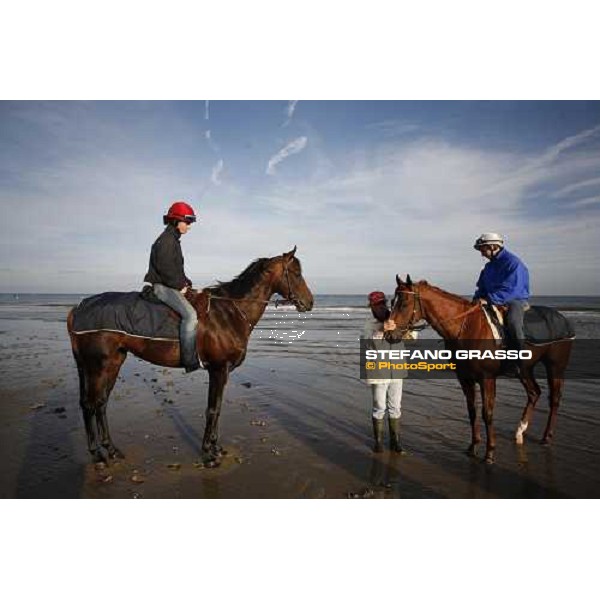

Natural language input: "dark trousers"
[506,299,528,351]
[152,283,199,367]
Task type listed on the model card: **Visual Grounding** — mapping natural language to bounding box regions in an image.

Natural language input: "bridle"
[392,284,482,339]
[281,259,308,311]
[391,287,427,335]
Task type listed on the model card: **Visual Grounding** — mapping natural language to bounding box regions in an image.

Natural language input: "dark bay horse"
[386,275,573,464]
[67,247,314,467]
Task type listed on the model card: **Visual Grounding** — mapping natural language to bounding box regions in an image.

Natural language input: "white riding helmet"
[474,232,504,249]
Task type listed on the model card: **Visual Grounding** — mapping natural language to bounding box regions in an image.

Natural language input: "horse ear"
[396,274,402,286]
[406,274,413,286]
[283,245,297,261]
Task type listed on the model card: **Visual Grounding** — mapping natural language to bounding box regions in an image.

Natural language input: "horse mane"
[419,281,471,307]
[206,257,272,298]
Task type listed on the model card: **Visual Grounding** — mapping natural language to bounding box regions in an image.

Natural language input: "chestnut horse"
[386,275,573,464]
[67,247,313,467]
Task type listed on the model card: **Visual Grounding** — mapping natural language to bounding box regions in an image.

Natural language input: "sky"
[1,100,600,295]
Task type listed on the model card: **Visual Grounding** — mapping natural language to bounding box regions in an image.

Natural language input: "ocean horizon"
[1,292,600,312]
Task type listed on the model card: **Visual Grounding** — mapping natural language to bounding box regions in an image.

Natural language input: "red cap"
[368,291,386,306]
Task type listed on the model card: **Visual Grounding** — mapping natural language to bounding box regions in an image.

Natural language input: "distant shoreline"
[2,293,600,313]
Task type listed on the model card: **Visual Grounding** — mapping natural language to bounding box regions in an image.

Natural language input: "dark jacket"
[473,248,529,304]
[144,225,191,290]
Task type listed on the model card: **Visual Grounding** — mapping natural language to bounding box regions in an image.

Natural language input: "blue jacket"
[473,248,529,304]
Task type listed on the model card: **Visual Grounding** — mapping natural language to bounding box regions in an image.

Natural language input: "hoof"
[203,457,221,469]
[465,444,478,457]
[92,453,107,468]
[211,445,228,457]
[484,453,496,465]
[107,446,125,460]
[540,437,552,446]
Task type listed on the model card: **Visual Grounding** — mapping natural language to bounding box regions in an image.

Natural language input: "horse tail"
[66,307,75,336]
[66,308,81,361]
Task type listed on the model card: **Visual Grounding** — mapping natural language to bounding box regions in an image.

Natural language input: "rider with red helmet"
[144,201,200,373]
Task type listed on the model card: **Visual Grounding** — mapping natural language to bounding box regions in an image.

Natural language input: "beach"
[1,294,599,498]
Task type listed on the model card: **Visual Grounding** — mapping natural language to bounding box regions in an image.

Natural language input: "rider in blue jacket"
[473,233,530,358]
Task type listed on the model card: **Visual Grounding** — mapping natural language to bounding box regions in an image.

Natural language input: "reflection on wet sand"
[1,315,599,498]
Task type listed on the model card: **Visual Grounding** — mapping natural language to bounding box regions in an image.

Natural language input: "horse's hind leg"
[515,367,541,445]
[541,344,571,445]
[541,365,565,445]
[459,377,480,456]
[77,339,126,463]
[95,350,127,459]
[74,357,104,464]
[480,378,497,464]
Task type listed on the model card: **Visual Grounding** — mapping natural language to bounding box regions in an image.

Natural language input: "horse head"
[273,246,314,312]
[385,273,425,341]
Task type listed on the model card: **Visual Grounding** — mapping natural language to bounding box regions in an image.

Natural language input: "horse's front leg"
[202,365,229,467]
[480,378,497,464]
[459,377,480,456]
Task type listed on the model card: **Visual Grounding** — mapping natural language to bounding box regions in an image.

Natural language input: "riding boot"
[388,417,404,453]
[372,418,384,453]
[505,340,525,378]
[181,324,201,373]
[185,360,201,374]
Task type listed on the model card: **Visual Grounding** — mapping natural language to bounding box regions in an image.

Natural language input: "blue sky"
[1,100,599,294]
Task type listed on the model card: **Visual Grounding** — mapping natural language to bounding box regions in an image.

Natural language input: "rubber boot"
[388,417,404,453]
[372,418,384,453]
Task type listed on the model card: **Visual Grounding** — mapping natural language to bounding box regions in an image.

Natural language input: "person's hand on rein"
[383,319,397,332]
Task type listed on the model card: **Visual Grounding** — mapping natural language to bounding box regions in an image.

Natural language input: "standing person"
[144,201,200,373]
[362,291,406,453]
[472,232,530,369]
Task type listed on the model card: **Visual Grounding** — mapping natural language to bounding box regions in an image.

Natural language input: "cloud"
[205,100,210,120]
[365,119,421,137]
[286,100,298,119]
[266,136,308,175]
[211,159,224,185]
[205,129,211,140]
[257,128,600,293]
[572,195,600,207]
[553,176,600,198]
[1,102,599,295]
[282,100,298,127]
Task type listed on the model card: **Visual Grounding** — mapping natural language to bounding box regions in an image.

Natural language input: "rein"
[199,259,303,329]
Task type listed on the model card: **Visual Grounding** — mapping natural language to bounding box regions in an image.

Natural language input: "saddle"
[482,304,575,345]
[71,287,209,341]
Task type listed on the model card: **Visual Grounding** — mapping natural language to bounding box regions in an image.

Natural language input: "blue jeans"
[152,284,199,367]
[506,299,528,350]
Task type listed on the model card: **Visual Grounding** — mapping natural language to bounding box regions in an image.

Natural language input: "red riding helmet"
[163,201,197,225]
[368,291,386,306]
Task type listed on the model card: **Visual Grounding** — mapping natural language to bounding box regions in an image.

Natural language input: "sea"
[1,293,599,375]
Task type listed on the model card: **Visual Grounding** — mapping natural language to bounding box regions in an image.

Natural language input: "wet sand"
[1,317,599,498]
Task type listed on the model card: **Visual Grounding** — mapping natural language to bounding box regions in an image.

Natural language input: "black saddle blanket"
[522,306,574,343]
[72,291,180,340]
